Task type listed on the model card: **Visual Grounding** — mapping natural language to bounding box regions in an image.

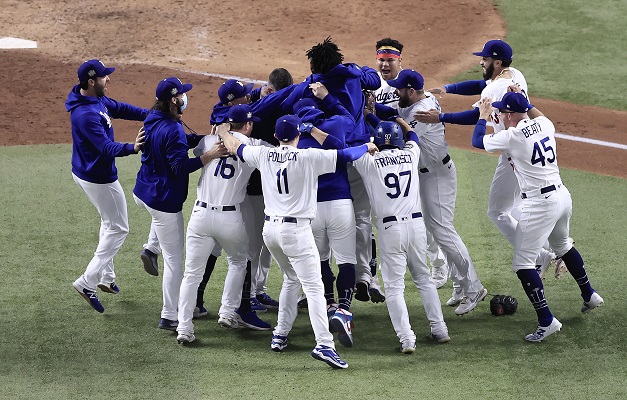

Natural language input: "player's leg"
[282,221,336,349]
[426,228,448,289]
[348,165,373,301]
[513,197,561,341]
[406,218,448,341]
[177,208,216,338]
[263,221,300,340]
[195,245,220,316]
[377,220,416,350]
[312,202,336,306]
[547,186,602,312]
[487,154,519,245]
[420,162,485,314]
[72,176,129,309]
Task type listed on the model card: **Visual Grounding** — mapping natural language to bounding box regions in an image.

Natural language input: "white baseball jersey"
[398,93,448,169]
[374,71,400,109]
[193,132,270,206]
[352,140,421,219]
[474,67,528,133]
[483,116,561,193]
[241,145,337,219]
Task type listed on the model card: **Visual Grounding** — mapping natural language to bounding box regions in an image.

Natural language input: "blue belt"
[419,154,450,173]
[265,215,297,223]
[382,212,422,224]
[195,201,236,211]
[521,185,556,199]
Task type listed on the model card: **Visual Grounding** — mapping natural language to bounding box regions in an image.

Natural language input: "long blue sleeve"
[440,107,480,125]
[471,119,487,149]
[360,65,382,90]
[443,80,487,96]
[374,103,399,120]
[365,113,382,128]
[406,131,420,145]
[321,134,343,150]
[337,144,368,164]
[100,97,148,121]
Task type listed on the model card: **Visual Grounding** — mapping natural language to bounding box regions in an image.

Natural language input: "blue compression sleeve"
[440,107,480,125]
[321,134,343,150]
[337,144,368,164]
[443,80,487,95]
[406,131,420,145]
[365,113,382,128]
[471,119,487,149]
[374,103,398,120]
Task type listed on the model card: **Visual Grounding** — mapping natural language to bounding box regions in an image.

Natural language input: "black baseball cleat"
[140,249,159,276]
[354,281,371,302]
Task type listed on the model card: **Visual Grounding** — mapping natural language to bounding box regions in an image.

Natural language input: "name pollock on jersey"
[267,150,298,163]
[374,153,413,168]
[521,121,542,138]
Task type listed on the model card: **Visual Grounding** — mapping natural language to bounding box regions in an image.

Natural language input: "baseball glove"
[489,295,518,316]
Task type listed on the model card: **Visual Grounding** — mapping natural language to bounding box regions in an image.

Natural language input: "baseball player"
[371,69,487,315]
[372,39,449,289]
[66,59,148,312]
[416,40,556,303]
[133,77,225,331]
[353,120,449,353]
[176,104,273,344]
[294,82,358,348]
[472,92,604,341]
[218,115,377,369]
[280,38,382,303]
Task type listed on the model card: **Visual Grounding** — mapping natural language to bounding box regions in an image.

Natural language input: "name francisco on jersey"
[267,149,298,163]
[374,153,413,168]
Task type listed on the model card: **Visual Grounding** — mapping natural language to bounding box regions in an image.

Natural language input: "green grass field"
[453,0,627,111]
[1,145,625,400]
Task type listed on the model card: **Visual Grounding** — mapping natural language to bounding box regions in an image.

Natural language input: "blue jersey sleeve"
[440,107,480,125]
[100,97,148,121]
[360,65,382,90]
[374,103,399,120]
[443,80,487,96]
[471,119,488,149]
[337,144,368,164]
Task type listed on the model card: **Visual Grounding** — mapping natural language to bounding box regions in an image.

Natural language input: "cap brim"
[386,79,404,88]
[472,51,489,57]
[243,82,254,95]
[491,100,506,109]
[100,67,115,76]
[251,116,261,122]
[180,83,193,94]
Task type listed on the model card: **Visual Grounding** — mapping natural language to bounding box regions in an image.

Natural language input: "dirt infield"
[1,0,625,177]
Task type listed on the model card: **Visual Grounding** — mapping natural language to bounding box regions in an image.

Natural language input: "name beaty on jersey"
[521,120,542,138]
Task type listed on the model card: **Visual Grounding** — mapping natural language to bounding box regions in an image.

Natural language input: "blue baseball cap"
[228,104,261,123]
[218,79,254,104]
[292,98,317,114]
[473,40,513,60]
[275,115,301,142]
[491,92,533,113]
[155,77,193,101]
[77,59,115,82]
[386,69,424,90]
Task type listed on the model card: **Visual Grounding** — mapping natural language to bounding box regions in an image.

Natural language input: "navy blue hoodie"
[282,63,380,146]
[133,110,203,213]
[65,84,148,183]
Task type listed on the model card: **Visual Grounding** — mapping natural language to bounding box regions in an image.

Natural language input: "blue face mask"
[180,93,188,111]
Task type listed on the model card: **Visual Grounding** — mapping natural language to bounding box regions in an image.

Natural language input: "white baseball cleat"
[429,331,451,343]
[430,264,449,289]
[446,287,464,306]
[176,332,195,344]
[581,292,604,313]
[218,315,239,329]
[524,317,562,342]
[400,340,416,354]
[455,287,488,315]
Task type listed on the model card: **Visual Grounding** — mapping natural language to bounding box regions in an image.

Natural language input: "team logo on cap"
[171,88,178,95]
[247,112,253,119]
[227,93,235,101]
[88,69,96,77]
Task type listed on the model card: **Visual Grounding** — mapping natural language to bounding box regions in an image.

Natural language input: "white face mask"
[180,93,188,111]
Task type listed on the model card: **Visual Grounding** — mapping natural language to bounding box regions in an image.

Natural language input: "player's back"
[194,132,260,206]
[400,93,447,168]
[242,145,337,219]
[353,142,422,219]
[480,67,529,133]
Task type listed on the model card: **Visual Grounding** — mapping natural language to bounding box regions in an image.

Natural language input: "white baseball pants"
[265,217,335,349]
[72,174,128,290]
[177,203,249,334]
[133,195,183,321]
[377,216,447,343]
[419,160,484,296]
[487,153,521,245]
[241,194,272,296]
[311,199,357,265]
[348,164,373,284]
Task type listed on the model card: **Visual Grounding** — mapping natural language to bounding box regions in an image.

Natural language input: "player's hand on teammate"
[309,82,329,99]
[414,109,441,124]
[478,97,493,120]
[216,126,242,155]
[363,91,375,115]
[507,84,522,94]
[365,142,379,155]
[427,86,447,98]
[134,126,146,153]
[204,141,230,162]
